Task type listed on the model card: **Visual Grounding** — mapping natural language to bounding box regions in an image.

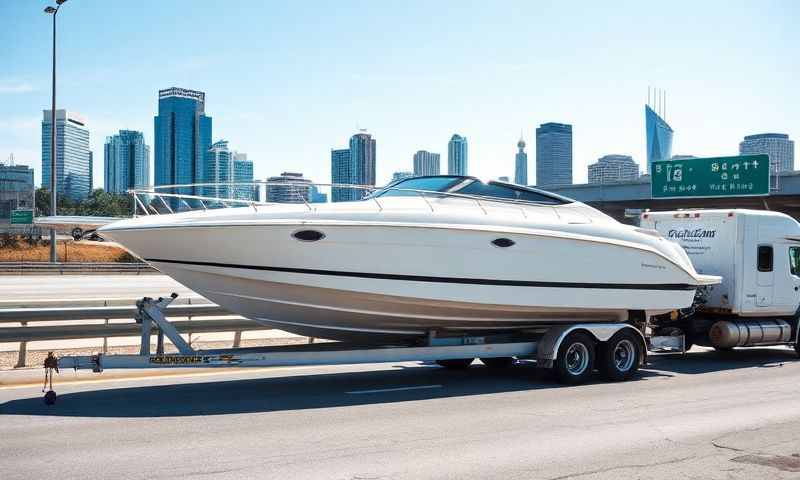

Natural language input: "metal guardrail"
[0,262,156,275]
[0,301,264,368]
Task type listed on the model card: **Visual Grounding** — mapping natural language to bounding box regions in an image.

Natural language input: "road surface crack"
[544,455,696,480]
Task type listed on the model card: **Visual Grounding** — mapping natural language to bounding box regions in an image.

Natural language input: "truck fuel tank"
[709,319,792,348]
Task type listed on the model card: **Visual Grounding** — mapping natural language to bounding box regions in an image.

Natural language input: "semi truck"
[640,208,800,353]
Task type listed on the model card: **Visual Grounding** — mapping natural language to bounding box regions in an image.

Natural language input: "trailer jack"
[42,293,194,405]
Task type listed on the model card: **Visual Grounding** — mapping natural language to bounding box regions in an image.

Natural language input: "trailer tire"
[480,357,515,369]
[598,330,641,382]
[436,358,474,369]
[554,332,596,384]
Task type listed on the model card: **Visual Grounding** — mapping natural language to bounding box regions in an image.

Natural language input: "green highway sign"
[651,154,770,199]
[10,209,34,225]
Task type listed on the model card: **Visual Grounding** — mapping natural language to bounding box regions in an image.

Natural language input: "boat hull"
[101,220,701,342]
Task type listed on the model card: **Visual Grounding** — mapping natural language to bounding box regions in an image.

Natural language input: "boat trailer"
[42,293,684,404]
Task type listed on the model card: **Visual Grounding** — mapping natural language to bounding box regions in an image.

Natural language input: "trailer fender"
[537,324,646,369]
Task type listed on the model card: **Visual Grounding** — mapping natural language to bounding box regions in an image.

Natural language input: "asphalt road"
[0,274,197,304]
[2,348,800,479]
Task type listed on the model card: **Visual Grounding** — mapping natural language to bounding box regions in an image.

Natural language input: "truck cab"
[641,209,800,317]
[641,209,800,353]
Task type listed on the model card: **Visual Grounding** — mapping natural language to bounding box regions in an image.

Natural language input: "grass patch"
[0,239,139,263]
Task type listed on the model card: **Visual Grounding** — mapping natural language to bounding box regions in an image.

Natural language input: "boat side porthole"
[293,230,325,242]
[491,238,515,248]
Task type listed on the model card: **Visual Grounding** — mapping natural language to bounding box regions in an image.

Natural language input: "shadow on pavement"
[645,347,798,374]
[1,348,796,418]
[1,362,664,418]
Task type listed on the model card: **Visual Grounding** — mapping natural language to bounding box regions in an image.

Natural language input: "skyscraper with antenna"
[645,86,673,174]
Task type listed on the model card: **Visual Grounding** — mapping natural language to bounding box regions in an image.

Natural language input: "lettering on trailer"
[148,354,239,365]
[149,355,207,365]
[667,229,716,240]
[651,154,769,198]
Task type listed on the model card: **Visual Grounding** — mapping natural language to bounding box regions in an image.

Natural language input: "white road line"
[346,384,442,395]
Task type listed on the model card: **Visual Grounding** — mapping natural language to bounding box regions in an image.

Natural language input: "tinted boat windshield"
[373,176,465,197]
[373,176,572,205]
[456,181,568,204]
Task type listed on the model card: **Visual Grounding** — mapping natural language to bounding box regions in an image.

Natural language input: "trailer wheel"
[554,332,596,384]
[435,358,474,369]
[480,357,515,369]
[598,330,641,381]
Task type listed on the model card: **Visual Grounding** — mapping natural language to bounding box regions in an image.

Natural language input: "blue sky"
[1,0,797,188]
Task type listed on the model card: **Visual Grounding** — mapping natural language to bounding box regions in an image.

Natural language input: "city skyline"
[1,1,798,189]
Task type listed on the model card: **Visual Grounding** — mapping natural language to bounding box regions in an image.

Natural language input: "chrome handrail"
[129,181,563,218]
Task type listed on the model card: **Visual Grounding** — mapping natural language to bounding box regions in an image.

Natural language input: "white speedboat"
[99,176,719,342]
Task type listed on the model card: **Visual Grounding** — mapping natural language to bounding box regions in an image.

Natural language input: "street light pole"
[45,0,67,263]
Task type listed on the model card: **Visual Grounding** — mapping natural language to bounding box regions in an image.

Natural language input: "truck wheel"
[436,358,474,369]
[554,332,596,384]
[480,357,515,369]
[598,330,641,381]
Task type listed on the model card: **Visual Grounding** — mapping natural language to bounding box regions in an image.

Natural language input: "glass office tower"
[448,134,468,175]
[535,122,572,187]
[0,162,34,219]
[413,150,440,176]
[645,105,673,174]
[104,130,150,194]
[154,88,212,200]
[331,148,352,202]
[41,110,91,201]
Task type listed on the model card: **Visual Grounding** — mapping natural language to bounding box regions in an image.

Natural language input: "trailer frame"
[43,293,661,404]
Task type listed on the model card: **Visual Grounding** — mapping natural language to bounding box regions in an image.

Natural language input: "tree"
[34,187,133,218]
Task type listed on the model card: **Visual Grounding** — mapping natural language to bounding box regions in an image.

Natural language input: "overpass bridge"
[547,171,800,223]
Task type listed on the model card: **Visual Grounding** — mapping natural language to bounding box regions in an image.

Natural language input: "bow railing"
[129,181,563,219]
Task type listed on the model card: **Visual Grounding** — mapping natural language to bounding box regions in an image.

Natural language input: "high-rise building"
[41,109,91,201]
[232,153,255,201]
[330,148,352,202]
[330,131,377,202]
[154,87,212,198]
[104,130,150,194]
[350,130,376,198]
[448,134,468,175]
[266,172,311,203]
[204,140,255,201]
[309,184,328,204]
[739,133,795,172]
[0,161,34,218]
[587,154,640,184]
[413,150,440,176]
[645,104,673,173]
[392,171,414,182]
[515,135,528,185]
[535,122,572,187]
